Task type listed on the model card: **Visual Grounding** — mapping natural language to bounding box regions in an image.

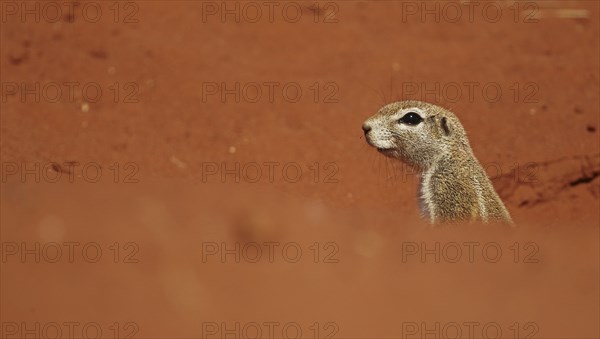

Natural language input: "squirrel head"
[363,100,470,170]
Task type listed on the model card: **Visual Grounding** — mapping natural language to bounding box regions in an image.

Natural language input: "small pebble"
[555,9,589,19]
[170,156,187,169]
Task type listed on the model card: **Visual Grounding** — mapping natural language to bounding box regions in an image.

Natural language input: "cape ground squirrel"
[362,100,513,224]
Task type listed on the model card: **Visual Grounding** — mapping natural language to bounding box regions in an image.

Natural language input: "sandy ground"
[1,1,599,338]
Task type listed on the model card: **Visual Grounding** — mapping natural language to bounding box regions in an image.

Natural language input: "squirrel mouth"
[376,147,396,155]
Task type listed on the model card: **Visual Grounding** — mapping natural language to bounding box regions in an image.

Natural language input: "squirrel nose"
[362,123,372,135]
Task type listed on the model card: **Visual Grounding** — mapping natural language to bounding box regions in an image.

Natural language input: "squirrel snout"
[362,123,372,135]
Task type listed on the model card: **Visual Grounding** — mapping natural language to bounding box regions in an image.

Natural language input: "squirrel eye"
[399,112,423,125]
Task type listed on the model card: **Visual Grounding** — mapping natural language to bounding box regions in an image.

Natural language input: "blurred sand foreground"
[0,181,598,338]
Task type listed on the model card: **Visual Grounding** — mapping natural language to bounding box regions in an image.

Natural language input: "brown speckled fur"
[363,101,513,224]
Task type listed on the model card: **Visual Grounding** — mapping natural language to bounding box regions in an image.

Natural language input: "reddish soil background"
[1,1,599,338]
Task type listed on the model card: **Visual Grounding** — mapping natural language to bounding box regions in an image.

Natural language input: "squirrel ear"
[440,117,451,136]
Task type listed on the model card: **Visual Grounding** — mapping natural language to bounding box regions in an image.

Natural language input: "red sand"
[1,1,599,338]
